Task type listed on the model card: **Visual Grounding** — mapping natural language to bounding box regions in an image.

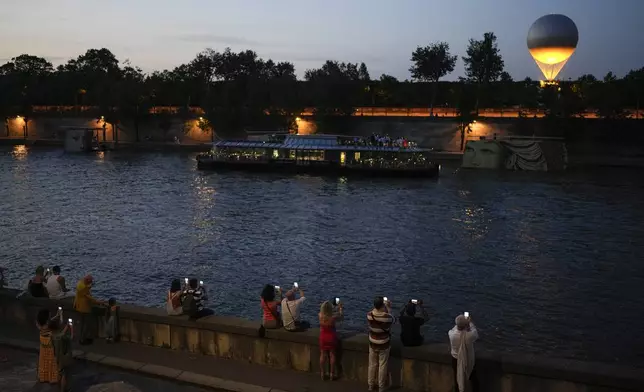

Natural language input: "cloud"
[173,33,263,47]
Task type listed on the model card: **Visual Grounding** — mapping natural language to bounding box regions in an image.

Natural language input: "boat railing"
[205,153,436,170]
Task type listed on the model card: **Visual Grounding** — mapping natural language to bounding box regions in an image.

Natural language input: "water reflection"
[1,149,644,365]
[192,174,217,244]
[12,145,28,160]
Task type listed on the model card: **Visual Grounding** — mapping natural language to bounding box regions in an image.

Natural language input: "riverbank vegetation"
[1,32,643,135]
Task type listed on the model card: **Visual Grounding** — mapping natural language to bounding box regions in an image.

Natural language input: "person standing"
[51,318,73,392]
[73,275,106,345]
[319,300,343,380]
[36,309,59,385]
[367,297,395,392]
[448,314,479,392]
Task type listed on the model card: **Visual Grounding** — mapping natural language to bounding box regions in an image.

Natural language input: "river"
[1,145,643,366]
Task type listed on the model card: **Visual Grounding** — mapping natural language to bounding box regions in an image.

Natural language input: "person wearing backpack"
[182,278,213,320]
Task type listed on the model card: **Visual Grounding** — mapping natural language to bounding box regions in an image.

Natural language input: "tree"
[409,42,457,115]
[453,82,478,150]
[462,32,505,112]
[625,68,644,118]
[358,62,370,81]
[596,71,626,119]
[304,60,362,116]
[499,71,513,83]
[119,61,148,142]
[376,74,399,105]
[0,55,53,110]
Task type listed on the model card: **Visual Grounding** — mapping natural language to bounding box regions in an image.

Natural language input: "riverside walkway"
[0,323,367,392]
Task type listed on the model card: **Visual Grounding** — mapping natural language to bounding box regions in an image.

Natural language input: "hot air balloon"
[527,14,579,81]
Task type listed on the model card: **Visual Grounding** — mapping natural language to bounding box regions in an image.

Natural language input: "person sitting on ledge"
[260,284,282,329]
[448,314,479,392]
[166,279,183,316]
[182,278,213,320]
[399,299,429,347]
[45,266,72,299]
[28,266,49,298]
[281,285,309,332]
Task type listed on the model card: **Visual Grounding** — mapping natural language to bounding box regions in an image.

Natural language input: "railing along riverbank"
[0,288,641,392]
[19,105,644,119]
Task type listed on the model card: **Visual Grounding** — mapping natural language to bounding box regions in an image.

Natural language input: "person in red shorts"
[319,299,343,380]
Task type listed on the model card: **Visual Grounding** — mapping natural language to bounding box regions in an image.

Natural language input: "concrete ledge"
[98,356,145,371]
[3,287,644,392]
[139,364,182,379]
[177,372,234,390]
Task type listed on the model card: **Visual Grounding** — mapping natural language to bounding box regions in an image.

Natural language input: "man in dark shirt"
[399,300,429,347]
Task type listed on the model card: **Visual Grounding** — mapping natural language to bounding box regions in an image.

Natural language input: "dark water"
[2,145,644,366]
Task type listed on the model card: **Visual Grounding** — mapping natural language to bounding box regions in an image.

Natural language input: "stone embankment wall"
[4,115,644,164]
[0,289,641,392]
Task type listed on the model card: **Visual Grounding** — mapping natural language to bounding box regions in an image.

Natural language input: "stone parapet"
[1,289,641,392]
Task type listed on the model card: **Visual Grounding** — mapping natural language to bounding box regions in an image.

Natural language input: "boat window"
[272,149,279,159]
[354,152,361,162]
[340,152,346,166]
[289,150,296,159]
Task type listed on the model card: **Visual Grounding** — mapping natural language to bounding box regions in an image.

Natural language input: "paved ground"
[0,323,373,392]
[0,347,214,392]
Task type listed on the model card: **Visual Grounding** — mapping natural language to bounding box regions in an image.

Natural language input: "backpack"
[182,291,198,317]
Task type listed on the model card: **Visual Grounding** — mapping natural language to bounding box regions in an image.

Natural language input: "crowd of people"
[162,279,479,392]
[7,266,479,392]
[338,133,418,149]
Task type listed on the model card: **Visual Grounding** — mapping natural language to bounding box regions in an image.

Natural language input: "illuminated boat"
[196,134,439,178]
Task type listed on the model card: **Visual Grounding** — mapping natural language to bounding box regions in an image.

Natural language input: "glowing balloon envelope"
[527,14,579,81]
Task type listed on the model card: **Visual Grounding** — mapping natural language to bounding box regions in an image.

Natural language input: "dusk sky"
[1,0,643,81]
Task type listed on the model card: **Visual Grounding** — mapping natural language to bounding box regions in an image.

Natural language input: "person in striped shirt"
[367,296,395,392]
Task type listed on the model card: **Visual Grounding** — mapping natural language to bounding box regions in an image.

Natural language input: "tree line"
[1,32,643,136]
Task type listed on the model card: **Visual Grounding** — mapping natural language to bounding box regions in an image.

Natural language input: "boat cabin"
[209,134,432,169]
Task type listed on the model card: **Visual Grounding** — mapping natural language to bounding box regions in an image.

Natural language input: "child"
[104,298,119,343]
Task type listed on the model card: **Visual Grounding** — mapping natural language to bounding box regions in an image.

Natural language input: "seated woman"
[260,284,282,329]
[29,266,49,298]
[166,279,183,316]
[319,300,343,381]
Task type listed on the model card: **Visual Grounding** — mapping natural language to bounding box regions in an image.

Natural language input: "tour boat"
[196,134,440,178]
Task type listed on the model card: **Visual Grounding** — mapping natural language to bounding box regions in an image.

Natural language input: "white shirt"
[448,323,479,359]
[45,275,64,298]
[281,297,305,330]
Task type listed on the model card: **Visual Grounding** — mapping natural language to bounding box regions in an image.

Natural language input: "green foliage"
[462,32,505,84]
[0,44,642,126]
[409,42,457,83]
[409,42,457,114]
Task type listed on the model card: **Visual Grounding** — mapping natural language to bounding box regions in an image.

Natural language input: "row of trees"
[1,32,643,136]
